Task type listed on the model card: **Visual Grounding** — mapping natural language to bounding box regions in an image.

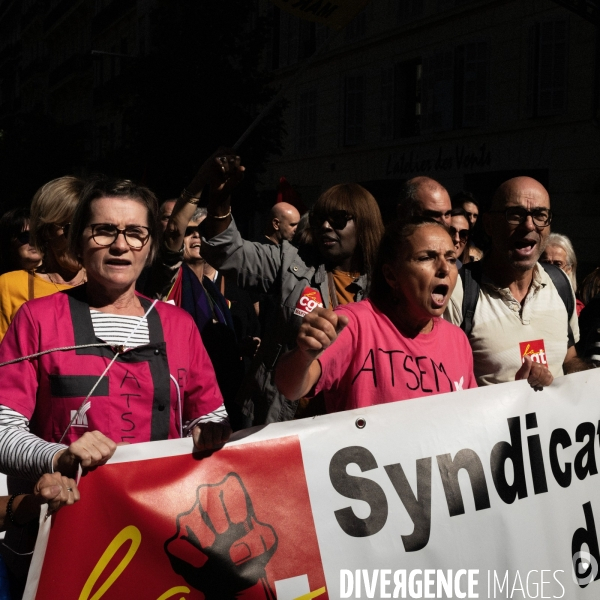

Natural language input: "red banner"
[35,436,328,600]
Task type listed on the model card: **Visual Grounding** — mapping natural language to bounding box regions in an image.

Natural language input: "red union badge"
[519,339,548,366]
[294,287,324,317]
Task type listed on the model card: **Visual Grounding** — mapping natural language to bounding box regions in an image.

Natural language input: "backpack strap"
[460,261,484,337]
[540,262,575,346]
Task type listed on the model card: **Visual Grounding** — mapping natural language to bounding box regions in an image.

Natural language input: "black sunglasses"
[309,210,354,230]
[15,231,31,245]
[448,226,469,241]
[184,225,201,237]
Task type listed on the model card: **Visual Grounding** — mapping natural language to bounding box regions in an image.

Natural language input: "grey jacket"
[201,219,368,423]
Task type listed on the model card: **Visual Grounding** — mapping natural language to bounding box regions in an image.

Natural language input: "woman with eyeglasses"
[0,175,230,595]
[275,219,477,412]
[198,169,384,425]
[0,177,87,342]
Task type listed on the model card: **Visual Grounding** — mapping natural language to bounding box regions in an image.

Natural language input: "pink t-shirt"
[315,299,477,413]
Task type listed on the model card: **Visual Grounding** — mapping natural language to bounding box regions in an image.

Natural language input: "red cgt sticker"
[520,339,548,367]
[294,287,324,317]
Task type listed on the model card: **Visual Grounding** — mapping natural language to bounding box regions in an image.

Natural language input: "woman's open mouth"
[431,284,449,309]
[106,258,131,268]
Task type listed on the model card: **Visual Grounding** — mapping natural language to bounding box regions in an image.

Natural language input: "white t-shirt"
[445,263,579,386]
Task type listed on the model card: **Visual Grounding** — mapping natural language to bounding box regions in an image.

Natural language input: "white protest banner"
[27,369,600,599]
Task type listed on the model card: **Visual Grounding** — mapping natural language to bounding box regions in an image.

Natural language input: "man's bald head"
[491,177,550,211]
[265,202,301,243]
[398,176,452,226]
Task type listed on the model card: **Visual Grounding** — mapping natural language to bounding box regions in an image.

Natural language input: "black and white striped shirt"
[0,310,228,481]
[89,310,150,347]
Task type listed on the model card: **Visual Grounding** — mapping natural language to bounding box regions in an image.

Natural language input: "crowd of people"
[0,150,598,597]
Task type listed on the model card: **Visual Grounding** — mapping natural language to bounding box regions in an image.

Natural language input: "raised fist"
[165,472,278,599]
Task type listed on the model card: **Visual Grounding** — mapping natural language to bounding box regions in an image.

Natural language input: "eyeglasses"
[448,227,469,241]
[15,231,31,245]
[89,223,151,249]
[309,210,354,230]
[489,207,552,228]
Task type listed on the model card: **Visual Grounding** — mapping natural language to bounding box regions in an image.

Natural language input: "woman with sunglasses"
[168,206,248,430]
[275,219,477,411]
[0,175,230,595]
[0,208,42,276]
[198,169,384,425]
[0,177,87,342]
[449,207,471,265]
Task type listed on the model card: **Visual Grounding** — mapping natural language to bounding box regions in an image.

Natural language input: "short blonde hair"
[29,176,84,252]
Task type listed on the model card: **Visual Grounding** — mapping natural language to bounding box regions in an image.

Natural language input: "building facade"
[0,0,154,163]
[259,0,600,270]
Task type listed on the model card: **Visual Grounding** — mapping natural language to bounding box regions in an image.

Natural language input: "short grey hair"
[545,232,577,290]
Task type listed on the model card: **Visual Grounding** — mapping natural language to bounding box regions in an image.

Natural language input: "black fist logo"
[165,473,278,599]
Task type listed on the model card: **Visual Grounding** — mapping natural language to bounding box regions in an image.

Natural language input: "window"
[345,9,366,42]
[422,42,488,132]
[344,75,365,145]
[265,6,280,70]
[398,0,424,23]
[455,42,488,127]
[527,20,567,116]
[380,66,394,140]
[138,16,147,56]
[298,21,316,60]
[380,59,422,140]
[422,50,454,132]
[93,57,103,87]
[298,89,317,152]
[438,0,478,8]
[271,12,328,69]
[111,46,117,79]
[279,12,299,67]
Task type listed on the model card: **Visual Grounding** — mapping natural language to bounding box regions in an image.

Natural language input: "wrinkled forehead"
[543,244,567,258]
[499,183,550,209]
[404,223,454,255]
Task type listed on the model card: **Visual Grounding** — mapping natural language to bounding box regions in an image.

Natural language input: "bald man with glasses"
[444,176,579,388]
